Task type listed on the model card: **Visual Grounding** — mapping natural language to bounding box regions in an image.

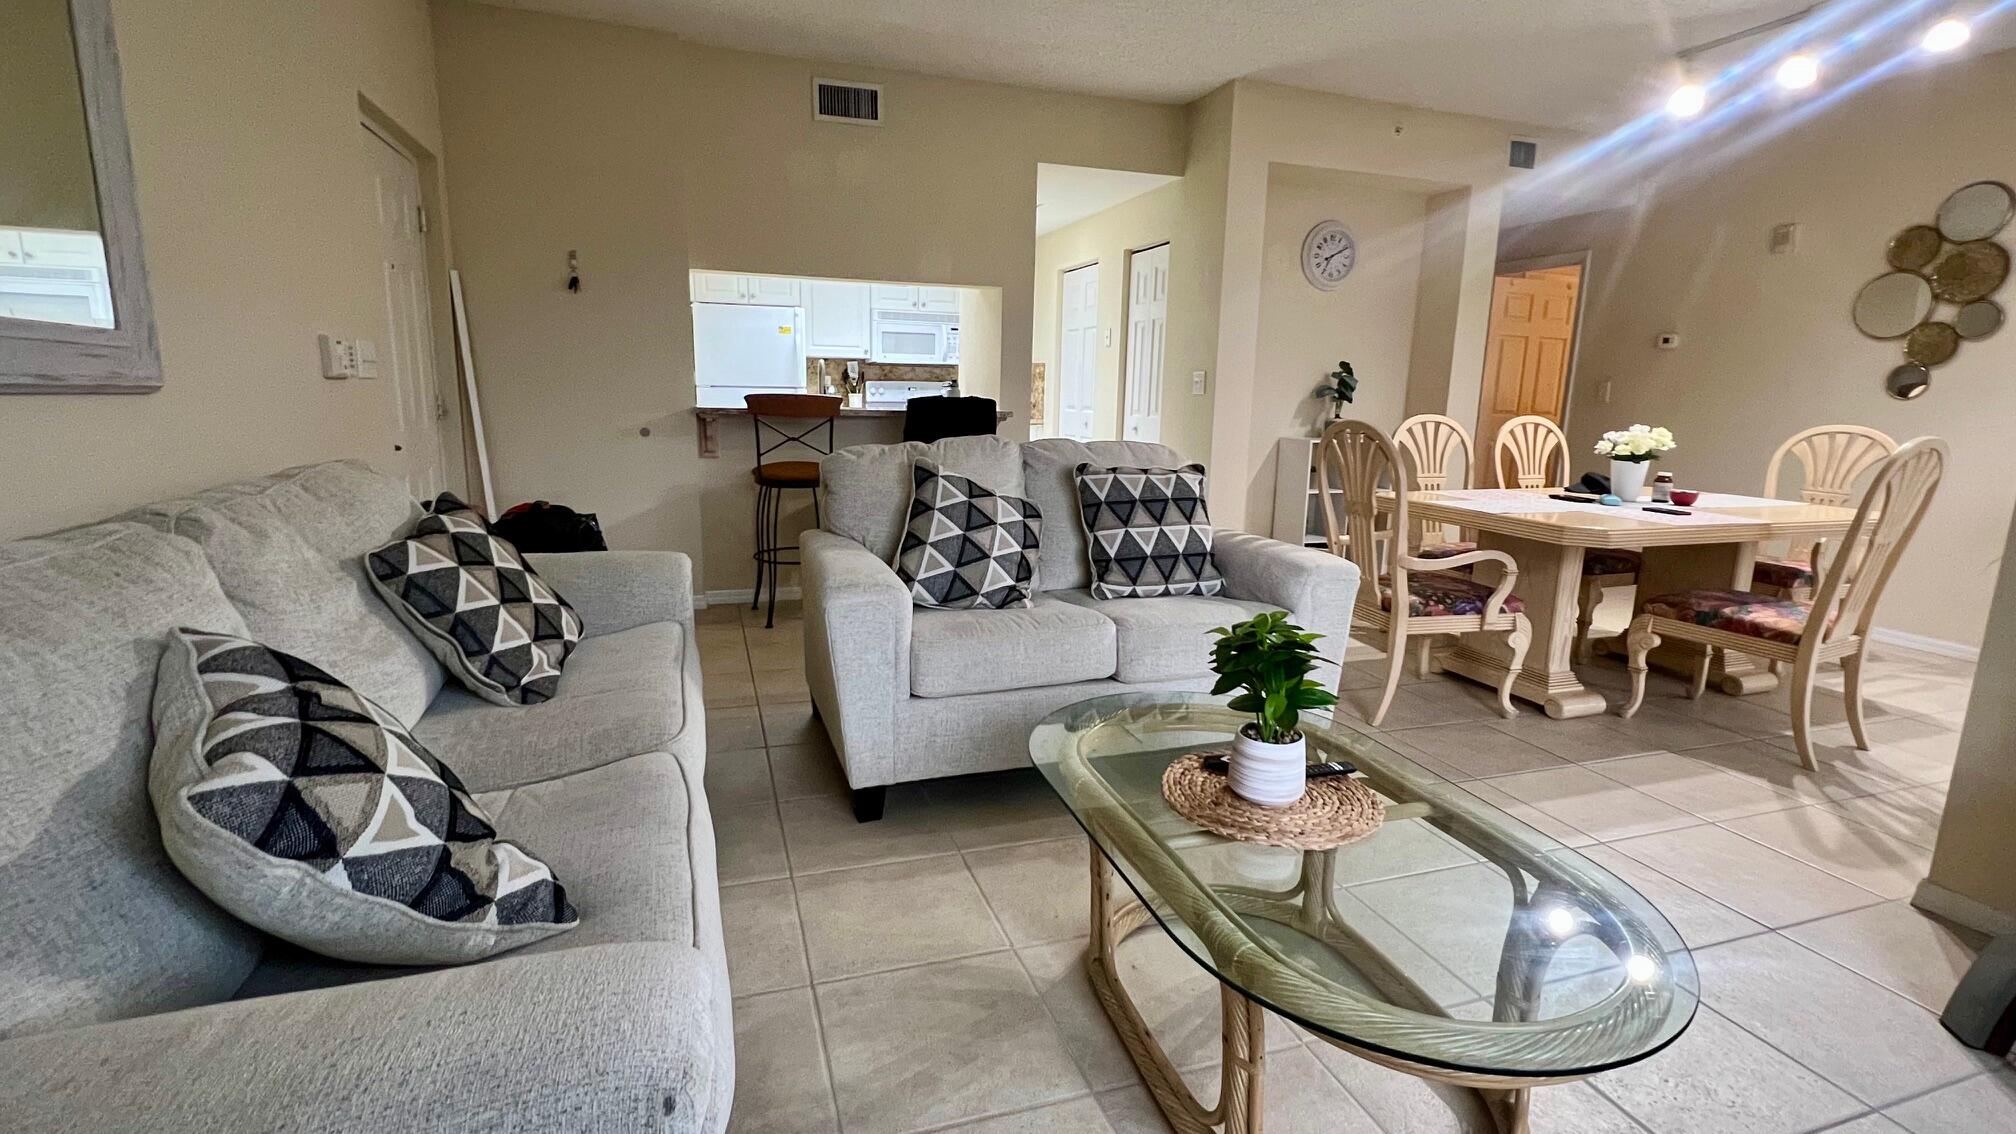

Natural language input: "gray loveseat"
[803,437,1362,819]
[0,461,731,1133]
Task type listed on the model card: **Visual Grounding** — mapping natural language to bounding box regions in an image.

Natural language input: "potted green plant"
[1207,611,1339,806]
[1314,361,1357,423]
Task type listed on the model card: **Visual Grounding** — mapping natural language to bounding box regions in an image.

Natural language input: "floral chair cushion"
[1380,570,1525,618]
[1642,589,1809,645]
[1584,549,1643,576]
[1752,557,1816,590]
[1416,540,1477,560]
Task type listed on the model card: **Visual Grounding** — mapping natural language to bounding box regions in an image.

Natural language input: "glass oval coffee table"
[1030,693,1697,1134]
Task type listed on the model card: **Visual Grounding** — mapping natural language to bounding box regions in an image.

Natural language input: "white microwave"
[871,309,958,363]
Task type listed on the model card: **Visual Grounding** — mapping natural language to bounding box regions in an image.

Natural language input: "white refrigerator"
[692,303,806,407]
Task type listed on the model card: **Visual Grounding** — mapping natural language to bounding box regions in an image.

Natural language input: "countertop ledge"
[690,404,1012,456]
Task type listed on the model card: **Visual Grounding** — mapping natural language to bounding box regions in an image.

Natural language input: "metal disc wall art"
[1863,181,2012,398]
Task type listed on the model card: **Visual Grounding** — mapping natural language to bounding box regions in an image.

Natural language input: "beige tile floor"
[701,598,2014,1133]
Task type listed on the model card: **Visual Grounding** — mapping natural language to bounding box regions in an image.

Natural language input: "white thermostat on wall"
[1301,220,1356,290]
[1655,332,1681,350]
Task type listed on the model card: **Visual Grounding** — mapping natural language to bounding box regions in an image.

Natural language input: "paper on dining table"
[1418,488,1767,525]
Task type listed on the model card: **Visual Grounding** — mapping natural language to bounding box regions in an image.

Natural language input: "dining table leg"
[1622,540,1779,695]
[1439,535,1609,719]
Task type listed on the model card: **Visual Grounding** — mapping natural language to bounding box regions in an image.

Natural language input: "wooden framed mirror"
[0,0,160,393]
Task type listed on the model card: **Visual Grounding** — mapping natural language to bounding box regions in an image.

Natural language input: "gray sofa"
[0,461,731,1133]
[804,436,1362,819]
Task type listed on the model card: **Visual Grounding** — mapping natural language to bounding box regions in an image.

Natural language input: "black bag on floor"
[491,500,608,553]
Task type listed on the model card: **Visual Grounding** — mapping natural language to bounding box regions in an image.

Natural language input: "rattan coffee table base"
[1085,844,1543,1134]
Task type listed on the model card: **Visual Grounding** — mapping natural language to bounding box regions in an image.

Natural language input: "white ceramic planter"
[1229,727,1307,807]
[1610,458,1653,503]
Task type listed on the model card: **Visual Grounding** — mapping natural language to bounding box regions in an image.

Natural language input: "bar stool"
[746,394,841,628]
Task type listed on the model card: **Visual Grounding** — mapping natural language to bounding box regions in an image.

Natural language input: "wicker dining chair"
[1315,419,1531,726]
[1623,437,1947,770]
[1491,414,1640,661]
[1751,425,1898,601]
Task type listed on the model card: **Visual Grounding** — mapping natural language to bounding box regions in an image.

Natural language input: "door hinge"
[416,205,429,234]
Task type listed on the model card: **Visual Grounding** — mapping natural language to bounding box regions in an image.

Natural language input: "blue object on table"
[1599,494,1623,506]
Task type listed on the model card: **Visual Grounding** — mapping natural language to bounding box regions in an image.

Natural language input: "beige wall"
[1,0,451,539]
[3,0,101,232]
[1921,504,2016,931]
[1207,80,1569,530]
[430,0,1186,593]
[1501,47,2016,649]
[1030,180,1184,441]
[1244,164,1429,533]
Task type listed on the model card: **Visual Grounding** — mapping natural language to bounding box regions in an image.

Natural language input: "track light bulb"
[1923,18,1971,52]
[1666,83,1708,118]
[1776,53,1820,90]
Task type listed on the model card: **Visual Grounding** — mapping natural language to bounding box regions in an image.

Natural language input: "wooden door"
[1122,244,1167,442]
[363,124,444,499]
[1059,263,1099,439]
[1476,270,1578,484]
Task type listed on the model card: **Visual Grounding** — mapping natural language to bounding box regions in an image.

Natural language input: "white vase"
[1229,727,1306,807]
[1610,458,1653,502]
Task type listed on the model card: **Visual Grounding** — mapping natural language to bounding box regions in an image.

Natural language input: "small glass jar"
[1651,471,1675,503]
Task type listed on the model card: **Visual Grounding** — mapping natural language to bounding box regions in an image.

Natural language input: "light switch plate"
[355,339,380,379]
[317,334,354,379]
[1191,369,1207,395]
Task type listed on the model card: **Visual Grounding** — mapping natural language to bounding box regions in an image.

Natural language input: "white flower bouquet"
[1593,424,1676,464]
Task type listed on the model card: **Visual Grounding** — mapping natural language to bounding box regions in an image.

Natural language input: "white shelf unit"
[1270,436,1329,548]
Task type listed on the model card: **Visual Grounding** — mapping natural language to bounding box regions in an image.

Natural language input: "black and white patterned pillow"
[893,459,1042,609]
[367,493,583,706]
[1074,463,1225,599]
[150,628,578,965]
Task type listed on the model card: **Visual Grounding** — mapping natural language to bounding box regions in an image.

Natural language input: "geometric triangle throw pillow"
[892,459,1042,610]
[150,628,578,965]
[1073,462,1225,599]
[365,492,584,706]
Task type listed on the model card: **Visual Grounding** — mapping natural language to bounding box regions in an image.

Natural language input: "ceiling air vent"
[813,78,882,125]
[1508,139,1538,169]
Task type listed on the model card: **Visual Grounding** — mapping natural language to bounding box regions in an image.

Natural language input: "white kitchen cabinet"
[0,232,23,266]
[690,271,803,306]
[18,230,107,269]
[870,283,960,313]
[804,280,872,358]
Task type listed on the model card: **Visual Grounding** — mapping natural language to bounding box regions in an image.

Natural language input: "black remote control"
[1201,755,1357,778]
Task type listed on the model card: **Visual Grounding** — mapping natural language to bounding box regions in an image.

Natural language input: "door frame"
[360,101,463,502]
[1483,250,1591,439]
[1117,240,1171,442]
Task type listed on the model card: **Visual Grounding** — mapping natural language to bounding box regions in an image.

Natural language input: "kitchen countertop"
[690,403,1012,457]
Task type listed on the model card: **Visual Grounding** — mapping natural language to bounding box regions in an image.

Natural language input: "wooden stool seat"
[753,460,822,488]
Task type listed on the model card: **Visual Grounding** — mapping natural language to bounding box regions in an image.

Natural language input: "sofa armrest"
[0,941,726,1134]
[1213,530,1361,654]
[801,529,911,789]
[525,551,694,637]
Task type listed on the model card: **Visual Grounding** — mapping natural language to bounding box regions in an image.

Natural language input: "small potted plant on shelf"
[1207,612,1338,807]
[1593,424,1676,503]
[1314,360,1357,424]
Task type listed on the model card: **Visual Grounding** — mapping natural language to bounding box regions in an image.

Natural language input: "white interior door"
[1122,244,1168,443]
[1059,263,1099,440]
[363,124,444,499]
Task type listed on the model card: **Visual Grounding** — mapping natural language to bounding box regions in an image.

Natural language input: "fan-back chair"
[1491,414,1640,661]
[1751,425,1899,601]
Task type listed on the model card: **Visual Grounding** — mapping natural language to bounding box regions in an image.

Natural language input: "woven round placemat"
[1161,750,1385,851]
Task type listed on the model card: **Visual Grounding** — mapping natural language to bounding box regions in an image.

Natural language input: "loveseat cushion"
[1021,438,1187,592]
[909,594,1116,697]
[1,524,263,1038]
[367,493,584,706]
[1052,589,1279,683]
[122,461,442,726]
[822,436,1024,563]
[412,621,692,792]
[152,629,579,966]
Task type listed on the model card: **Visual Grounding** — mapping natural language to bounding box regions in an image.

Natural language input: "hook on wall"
[566,250,580,294]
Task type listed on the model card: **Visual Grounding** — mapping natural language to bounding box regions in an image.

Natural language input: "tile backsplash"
[806,359,958,389]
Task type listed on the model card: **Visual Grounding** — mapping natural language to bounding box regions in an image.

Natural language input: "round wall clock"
[1302,220,1356,290]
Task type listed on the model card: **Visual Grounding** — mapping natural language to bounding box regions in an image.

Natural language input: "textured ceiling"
[481,0,1811,128]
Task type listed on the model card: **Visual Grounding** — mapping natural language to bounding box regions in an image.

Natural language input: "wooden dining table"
[1379,488,1860,718]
